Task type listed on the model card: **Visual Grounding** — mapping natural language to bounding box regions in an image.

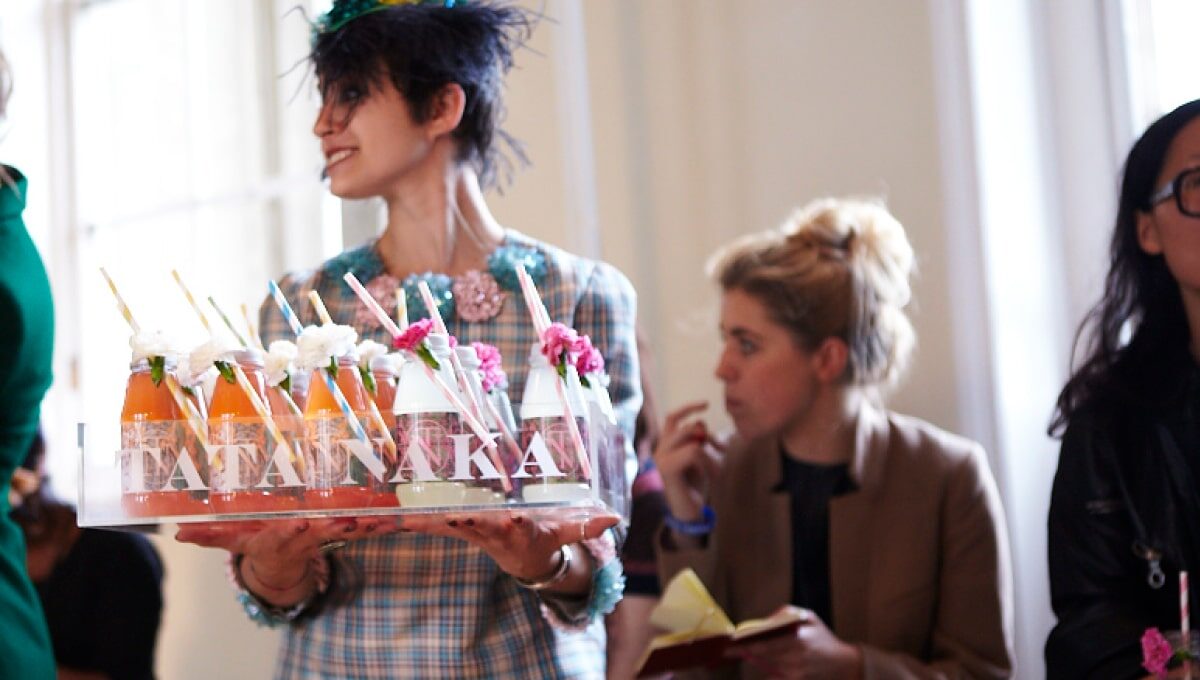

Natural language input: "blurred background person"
[0,43,56,680]
[12,430,164,680]
[654,198,1014,678]
[1046,98,1200,678]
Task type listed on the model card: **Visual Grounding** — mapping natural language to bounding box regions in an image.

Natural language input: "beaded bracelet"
[664,505,716,536]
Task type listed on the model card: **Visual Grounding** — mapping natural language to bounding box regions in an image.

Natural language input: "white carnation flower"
[264,340,298,388]
[296,324,358,370]
[174,353,216,389]
[356,339,389,369]
[188,333,241,377]
[129,330,180,365]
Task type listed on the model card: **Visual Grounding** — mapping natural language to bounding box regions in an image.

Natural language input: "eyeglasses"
[1149,167,1200,217]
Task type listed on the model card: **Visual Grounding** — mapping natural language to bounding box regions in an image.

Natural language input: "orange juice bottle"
[304,354,394,509]
[208,349,302,514]
[120,357,208,517]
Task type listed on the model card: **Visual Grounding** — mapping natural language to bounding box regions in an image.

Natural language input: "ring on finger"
[319,540,348,555]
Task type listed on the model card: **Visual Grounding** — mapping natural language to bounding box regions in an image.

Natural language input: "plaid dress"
[253,229,641,679]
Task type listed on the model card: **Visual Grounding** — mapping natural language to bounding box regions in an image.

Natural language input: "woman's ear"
[426,83,466,139]
[1136,210,1164,255]
[812,337,849,384]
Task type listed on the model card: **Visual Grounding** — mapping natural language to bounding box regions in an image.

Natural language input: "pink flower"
[1143,627,1174,677]
[393,318,434,352]
[448,335,458,349]
[541,322,587,367]
[472,342,508,392]
[575,335,605,376]
[452,270,505,322]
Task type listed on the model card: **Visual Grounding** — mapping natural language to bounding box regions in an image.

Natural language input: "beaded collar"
[328,234,547,328]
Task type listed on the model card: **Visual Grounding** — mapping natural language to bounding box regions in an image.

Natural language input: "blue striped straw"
[267,280,371,444]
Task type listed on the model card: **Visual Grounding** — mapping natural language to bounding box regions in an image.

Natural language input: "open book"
[635,568,809,677]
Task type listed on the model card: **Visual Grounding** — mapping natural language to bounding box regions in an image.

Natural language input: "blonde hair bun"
[712,196,917,388]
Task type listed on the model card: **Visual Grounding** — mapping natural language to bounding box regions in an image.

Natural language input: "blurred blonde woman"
[654,198,1014,679]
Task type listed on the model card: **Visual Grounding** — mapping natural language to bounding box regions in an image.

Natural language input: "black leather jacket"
[1047,387,1200,679]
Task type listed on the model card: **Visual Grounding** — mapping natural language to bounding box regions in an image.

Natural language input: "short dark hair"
[310,1,534,189]
[1050,98,1200,436]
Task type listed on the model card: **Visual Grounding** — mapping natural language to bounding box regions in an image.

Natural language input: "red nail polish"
[464,518,475,527]
[448,520,458,527]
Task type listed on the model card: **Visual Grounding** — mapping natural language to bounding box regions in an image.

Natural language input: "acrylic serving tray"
[78,409,627,526]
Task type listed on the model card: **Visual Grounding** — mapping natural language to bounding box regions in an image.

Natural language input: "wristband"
[664,505,716,536]
[515,544,573,590]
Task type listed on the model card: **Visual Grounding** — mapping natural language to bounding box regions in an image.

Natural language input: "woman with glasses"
[1047,98,1200,678]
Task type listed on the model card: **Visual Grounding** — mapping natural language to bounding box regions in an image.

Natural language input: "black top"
[775,449,854,627]
[35,528,164,680]
[1047,363,1200,679]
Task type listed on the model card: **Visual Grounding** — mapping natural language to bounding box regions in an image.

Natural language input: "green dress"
[0,167,56,679]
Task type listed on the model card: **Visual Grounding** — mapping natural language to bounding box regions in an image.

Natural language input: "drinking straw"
[171,269,212,333]
[210,296,302,418]
[395,288,408,330]
[98,268,208,446]
[173,271,301,473]
[342,273,511,491]
[413,280,524,484]
[268,280,373,447]
[231,364,304,476]
[306,289,398,464]
[208,296,249,348]
[513,264,591,478]
[415,281,484,423]
[240,303,265,349]
[1185,571,1192,680]
[99,267,142,334]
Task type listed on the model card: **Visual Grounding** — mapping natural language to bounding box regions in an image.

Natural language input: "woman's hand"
[730,607,863,680]
[175,517,390,605]
[654,401,723,522]
[401,512,619,595]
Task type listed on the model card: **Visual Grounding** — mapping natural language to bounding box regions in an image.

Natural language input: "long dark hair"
[310,1,534,189]
[1050,98,1200,436]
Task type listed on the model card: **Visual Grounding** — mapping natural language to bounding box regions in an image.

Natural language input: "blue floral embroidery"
[487,245,546,293]
[402,272,455,321]
[588,558,626,619]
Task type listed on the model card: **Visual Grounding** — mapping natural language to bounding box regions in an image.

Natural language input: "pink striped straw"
[1185,571,1192,679]
[513,263,591,479]
[415,280,484,424]
[342,273,511,491]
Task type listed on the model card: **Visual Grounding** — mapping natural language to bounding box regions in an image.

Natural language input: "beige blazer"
[656,402,1015,679]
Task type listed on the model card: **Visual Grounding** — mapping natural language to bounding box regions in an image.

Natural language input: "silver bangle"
[514,544,572,591]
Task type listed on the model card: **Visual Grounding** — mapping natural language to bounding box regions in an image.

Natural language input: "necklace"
[353,243,548,328]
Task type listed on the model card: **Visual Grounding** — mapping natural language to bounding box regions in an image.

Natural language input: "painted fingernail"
[448,520,459,527]
[343,520,358,533]
[464,518,475,527]
[512,516,524,524]
[364,523,376,533]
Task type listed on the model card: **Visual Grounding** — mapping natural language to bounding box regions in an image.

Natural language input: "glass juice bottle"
[120,357,209,517]
[518,343,592,504]
[304,354,395,509]
[208,349,302,514]
[393,333,466,508]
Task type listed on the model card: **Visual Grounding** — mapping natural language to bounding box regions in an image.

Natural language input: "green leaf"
[149,356,165,387]
[359,365,377,396]
[579,374,591,389]
[215,361,236,384]
[417,345,441,371]
[556,349,569,380]
[325,356,339,380]
[280,375,292,394]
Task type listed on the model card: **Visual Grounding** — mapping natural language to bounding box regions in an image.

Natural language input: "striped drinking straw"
[306,289,398,464]
[342,272,512,491]
[98,268,209,446]
[171,272,300,474]
[267,280,372,446]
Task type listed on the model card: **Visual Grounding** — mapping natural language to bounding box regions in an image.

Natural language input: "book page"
[648,568,734,637]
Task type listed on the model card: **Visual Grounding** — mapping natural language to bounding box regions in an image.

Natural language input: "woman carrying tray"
[176,1,640,677]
